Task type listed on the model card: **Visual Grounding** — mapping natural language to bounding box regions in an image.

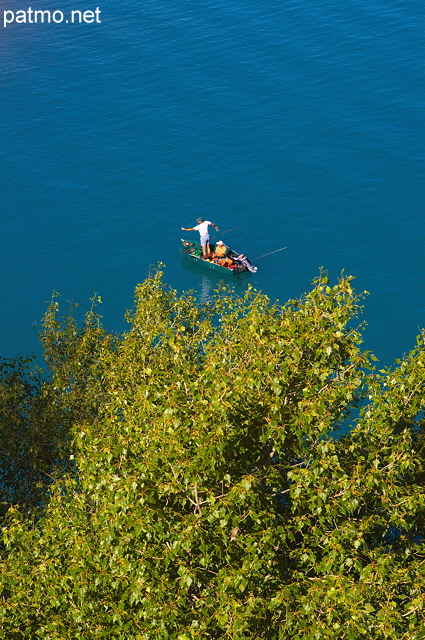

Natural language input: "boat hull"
[180,240,253,276]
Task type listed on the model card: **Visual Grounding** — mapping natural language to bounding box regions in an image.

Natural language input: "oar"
[253,246,287,260]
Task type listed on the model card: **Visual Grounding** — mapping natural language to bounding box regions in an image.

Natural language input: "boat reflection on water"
[181,257,255,308]
[180,257,229,301]
[200,275,213,305]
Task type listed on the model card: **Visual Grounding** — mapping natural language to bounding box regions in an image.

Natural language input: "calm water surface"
[0,1,423,366]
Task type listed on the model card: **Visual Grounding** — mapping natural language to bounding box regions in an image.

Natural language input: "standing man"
[181,217,219,257]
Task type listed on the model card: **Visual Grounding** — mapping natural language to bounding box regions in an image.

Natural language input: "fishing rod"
[210,226,238,241]
[253,246,287,260]
[181,226,239,254]
[181,242,201,254]
[217,233,241,243]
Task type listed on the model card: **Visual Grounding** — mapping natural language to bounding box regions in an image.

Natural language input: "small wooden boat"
[180,239,257,276]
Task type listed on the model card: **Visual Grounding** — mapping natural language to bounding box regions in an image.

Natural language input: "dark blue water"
[1,1,423,366]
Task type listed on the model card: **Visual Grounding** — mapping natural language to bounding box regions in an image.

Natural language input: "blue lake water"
[1,0,423,367]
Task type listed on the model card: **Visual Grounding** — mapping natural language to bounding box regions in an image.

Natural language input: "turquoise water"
[1,1,423,365]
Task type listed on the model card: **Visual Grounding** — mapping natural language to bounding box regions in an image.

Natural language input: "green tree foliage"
[0,269,423,639]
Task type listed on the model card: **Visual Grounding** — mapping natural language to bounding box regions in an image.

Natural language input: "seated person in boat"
[211,240,227,257]
[208,241,233,266]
